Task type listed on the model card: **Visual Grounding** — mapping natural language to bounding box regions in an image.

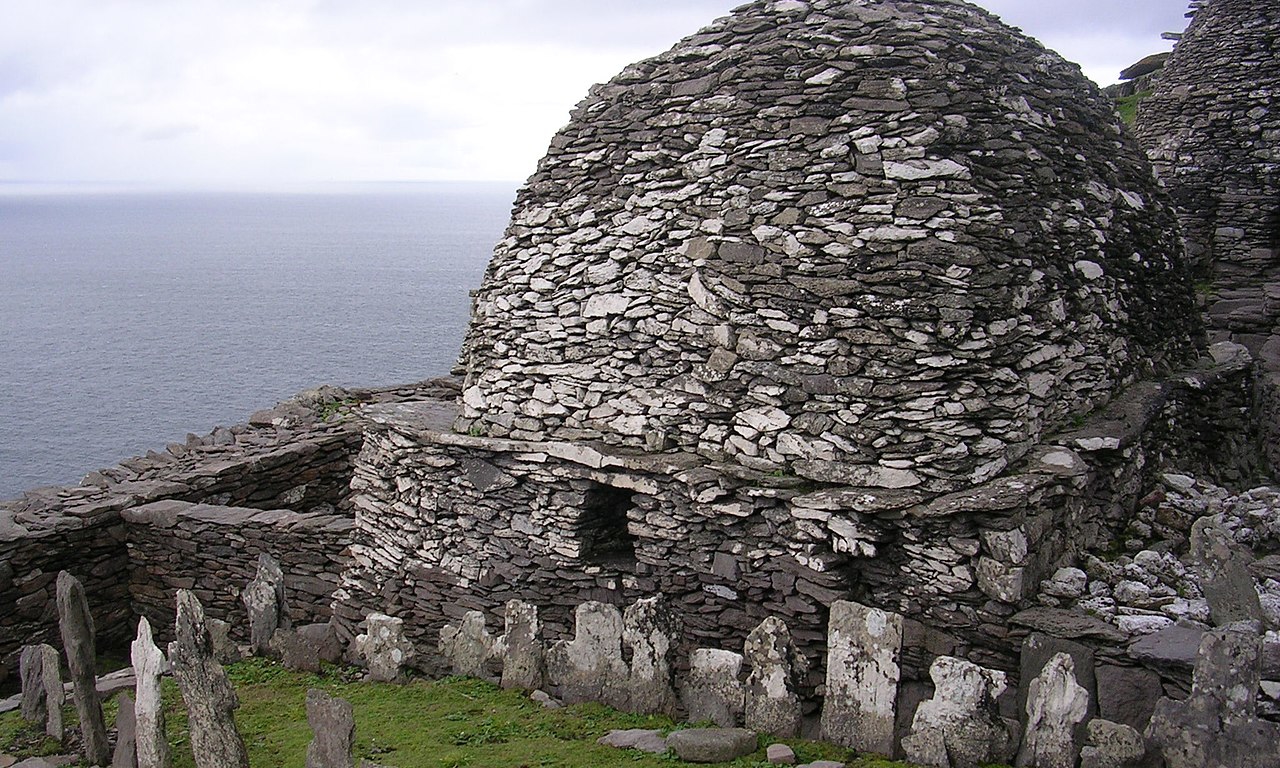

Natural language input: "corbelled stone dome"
[456,0,1198,493]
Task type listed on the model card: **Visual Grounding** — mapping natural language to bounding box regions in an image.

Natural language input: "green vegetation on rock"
[1116,91,1152,125]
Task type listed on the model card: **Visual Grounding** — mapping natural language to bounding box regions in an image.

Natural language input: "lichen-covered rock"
[56,571,109,765]
[1079,719,1145,768]
[622,597,679,716]
[901,656,1012,768]
[167,590,248,768]
[666,728,758,764]
[1016,653,1089,768]
[546,602,629,708]
[112,692,138,768]
[743,617,805,738]
[353,613,415,684]
[1190,517,1263,627]
[498,599,545,691]
[242,552,291,656]
[305,689,355,768]
[820,600,902,755]
[131,617,170,768]
[439,611,497,680]
[457,0,1197,490]
[18,644,62,742]
[682,648,746,727]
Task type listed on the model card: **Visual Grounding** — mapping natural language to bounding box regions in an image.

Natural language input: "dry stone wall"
[0,380,457,684]
[123,500,353,643]
[457,0,1198,494]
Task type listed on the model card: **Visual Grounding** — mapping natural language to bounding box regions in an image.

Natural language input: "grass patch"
[1115,90,1152,125]
[2,658,924,767]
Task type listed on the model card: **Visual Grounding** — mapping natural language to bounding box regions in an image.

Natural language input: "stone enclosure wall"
[0,379,458,684]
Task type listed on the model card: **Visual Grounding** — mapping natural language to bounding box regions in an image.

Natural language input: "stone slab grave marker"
[18,644,63,741]
[353,613,416,683]
[546,601,629,709]
[131,617,170,768]
[1190,517,1264,627]
[1016,652,1089,768]
[242,552,291,656]
[56,571,110,765]
[305,689,355,768]
[498,599,545,691]
[901,655,1014,768]
[682,648,746,727]
[622,596,679,716]
[168,589,249,768]
[743,617,806,738]
[273,622,343,674]
[439,611,497,680]
[819,600,903,755]
[111,692,137,768]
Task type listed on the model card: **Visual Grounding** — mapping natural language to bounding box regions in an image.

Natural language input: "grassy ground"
[1,658,923,768]
[1115,90,1152,125]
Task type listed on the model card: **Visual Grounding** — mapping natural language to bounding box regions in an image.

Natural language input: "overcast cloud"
[0,0,1192,188]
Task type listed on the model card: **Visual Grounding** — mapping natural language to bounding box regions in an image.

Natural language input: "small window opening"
[578,484,637,567]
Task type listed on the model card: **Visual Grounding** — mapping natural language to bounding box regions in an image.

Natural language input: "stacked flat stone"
[457,0,1197,492]
[1137,0,1280,344]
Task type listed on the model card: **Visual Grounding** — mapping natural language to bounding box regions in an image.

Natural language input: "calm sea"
[0,184,515,500]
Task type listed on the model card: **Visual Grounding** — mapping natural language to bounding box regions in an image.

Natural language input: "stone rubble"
[167,590,249,768]
[55,571,109,765]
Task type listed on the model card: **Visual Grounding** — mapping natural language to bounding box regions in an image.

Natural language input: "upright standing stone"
[498,599,544,691]
[206,618,242,665]
[439,611,497,679]
[819,600,903,755]
[19,645,47,725]
[546,601,629,709]
[353,613,416,683]
[112,692,138,768]
[305,689,355,768]
[131,617,170,768]
[242,552,291,656]
[682,649,746,727]
[168,590,249,768]
[1016,653,1089,768]
[1190,518,1264,627]
[622,597,679,716]
[39,644,64,741]
[901,656,1014,768]
[1147,628,1280,768]
[56,571,110,765]
[743,617,806,738]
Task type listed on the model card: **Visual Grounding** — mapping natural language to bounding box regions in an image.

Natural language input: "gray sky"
[0,0,1192,188]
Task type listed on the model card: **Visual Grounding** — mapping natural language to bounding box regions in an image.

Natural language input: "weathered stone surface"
[439,611,497,680]
[1190,518,1263,627]
[1147,627,1280,768]
[111,692,137,768]
[666,728,758,764]
[242,552,291,656]
[820,600,902,755]
[901,656,1012,768]
[1016,653,1089,768]
[18,643,61,740]
[167,590,249,768]
[305,689,355,768]
[622,597,679,715]
[1095,664,1163,733]
[1079,718,1145,768]
[596,729,668,754]
[1018,634,1097,723]
[131,617,170,768]
[206,619,241,665]
[274,623,342,674]
[547,602,629,709]
[766,743,796,765]
[56,571,109,765]
[497,600,544,691]
[1128,622,1204,672]
[682,648,745,728]
[743,617,805,738]
[353,613,415,684]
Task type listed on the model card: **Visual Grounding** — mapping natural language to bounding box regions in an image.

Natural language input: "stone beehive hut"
[456,0,1198,494]
[1136,0,1280,462]
[335,0,1204,679]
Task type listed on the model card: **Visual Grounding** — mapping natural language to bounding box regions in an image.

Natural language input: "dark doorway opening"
[578,484,637,568]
